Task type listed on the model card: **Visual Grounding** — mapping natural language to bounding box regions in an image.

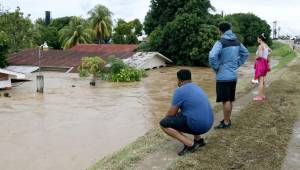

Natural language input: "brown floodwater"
[0,66,217,170]
[0,54,268,170]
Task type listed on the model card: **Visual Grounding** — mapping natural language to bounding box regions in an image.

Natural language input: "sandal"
[253,96,264,101]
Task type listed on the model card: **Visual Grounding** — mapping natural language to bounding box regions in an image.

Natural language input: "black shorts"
[160,113,199,135]
[216,81,237,102]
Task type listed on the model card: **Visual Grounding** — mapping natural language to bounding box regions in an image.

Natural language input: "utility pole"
[278,26,281,39]
[273,21,277,39]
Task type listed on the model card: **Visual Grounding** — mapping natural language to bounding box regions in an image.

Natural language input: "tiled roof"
[8,44,138,70]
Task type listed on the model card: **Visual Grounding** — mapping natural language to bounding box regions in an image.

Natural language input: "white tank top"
[256,45,269,59]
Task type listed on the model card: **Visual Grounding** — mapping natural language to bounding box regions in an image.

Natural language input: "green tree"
[79,56,106,86]
[112,19,143,44]
[34,17,73,49]
[144,0,189,35]
[225,13,272,46]
[142,0,220,66]
[0,31,9,68]
[34,18,60,49]
[88,4,113,44]
[0,6,35,52]
[58,17,94,49]
[50,16,73,30]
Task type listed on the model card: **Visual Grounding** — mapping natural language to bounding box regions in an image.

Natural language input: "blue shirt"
[172,83,214,134]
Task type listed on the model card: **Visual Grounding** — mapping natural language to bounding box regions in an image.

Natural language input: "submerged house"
[8,44,172,72]
[0,68,25,90]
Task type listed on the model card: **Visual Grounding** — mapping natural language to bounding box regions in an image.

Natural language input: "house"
[0,68,25,90]
[8,44,172,72]
[123,52,172,69]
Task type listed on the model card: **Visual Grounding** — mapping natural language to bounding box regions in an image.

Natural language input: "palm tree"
[59,17,94,49]
[88,5,113,44]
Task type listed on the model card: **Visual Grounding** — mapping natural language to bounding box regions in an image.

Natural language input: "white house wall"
[0,78,12,89]
[138,55,167,69]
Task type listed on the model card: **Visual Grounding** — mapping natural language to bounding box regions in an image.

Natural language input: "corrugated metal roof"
[69,44,139,53]
[0,68,26,79]
[8,44,138,70]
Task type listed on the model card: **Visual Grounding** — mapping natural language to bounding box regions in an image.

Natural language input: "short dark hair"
[219,22,231,33]
[177,69,191,81]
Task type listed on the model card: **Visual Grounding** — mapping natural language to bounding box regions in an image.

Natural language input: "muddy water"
[0,66,216,170]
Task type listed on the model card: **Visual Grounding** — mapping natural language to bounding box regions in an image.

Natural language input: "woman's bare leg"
[258,76,264,96]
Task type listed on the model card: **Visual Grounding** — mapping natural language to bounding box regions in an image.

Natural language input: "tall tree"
[58,17,94,49]
[142,0,220,66]
[0,31,9,68]
[50,16,73,30]
[88,5,113,44]
[112,19,143,44]
[225,13,272,46]
[34,17,72,49]
[0,6,35,52]
[144,0,189,35]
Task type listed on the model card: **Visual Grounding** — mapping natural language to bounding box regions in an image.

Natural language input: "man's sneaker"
[214,120,231,129]
[178,142,200,156]
[194,138,206,147]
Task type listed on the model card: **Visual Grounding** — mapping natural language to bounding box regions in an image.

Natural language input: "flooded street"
[0,66,217,170]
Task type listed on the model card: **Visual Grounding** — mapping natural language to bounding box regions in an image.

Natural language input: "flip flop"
[253,96,264,101]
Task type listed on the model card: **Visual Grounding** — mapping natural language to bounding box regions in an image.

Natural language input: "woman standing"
[253,33,272,101]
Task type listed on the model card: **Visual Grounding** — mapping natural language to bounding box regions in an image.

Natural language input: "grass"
[272,41,296,69]
[247,45,257,54]
[170,63,300,170]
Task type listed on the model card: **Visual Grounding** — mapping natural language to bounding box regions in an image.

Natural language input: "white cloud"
[0,0,150,23]
[210,0,300,35]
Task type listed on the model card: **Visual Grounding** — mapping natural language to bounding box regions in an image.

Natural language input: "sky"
[0,0,299,35]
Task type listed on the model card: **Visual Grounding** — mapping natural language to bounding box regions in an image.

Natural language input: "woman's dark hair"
[177,69,191,81]
[258,33,267,42]
[219,22,231,33]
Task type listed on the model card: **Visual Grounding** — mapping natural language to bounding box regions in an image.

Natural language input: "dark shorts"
[216,81,237,102]
[160,113,199,135]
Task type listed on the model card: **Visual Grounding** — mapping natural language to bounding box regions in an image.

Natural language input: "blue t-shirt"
[172,83,214,134]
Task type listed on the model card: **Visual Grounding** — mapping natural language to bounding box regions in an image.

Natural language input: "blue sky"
[0,0,299,35]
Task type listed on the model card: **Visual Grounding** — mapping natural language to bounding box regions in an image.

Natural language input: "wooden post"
[37,75,44,93]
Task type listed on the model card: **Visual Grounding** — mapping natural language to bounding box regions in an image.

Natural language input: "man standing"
[160,69,214,156]
[209,22,249,129]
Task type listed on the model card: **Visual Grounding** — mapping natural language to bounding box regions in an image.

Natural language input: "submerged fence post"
[37,75,44,93]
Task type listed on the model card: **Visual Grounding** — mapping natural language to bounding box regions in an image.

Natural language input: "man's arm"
[238,43,249,67]
[167,89,182,116]
[209,41,222,72]
[166,106,179,116]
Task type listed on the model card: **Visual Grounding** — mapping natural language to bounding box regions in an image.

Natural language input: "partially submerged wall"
[0,73,11,89]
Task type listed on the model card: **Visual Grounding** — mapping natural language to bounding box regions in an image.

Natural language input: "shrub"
[111,67,147,82]
[79,68,89,77]
[109,58,128,74]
